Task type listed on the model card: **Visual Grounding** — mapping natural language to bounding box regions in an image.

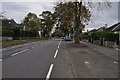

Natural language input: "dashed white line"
[31,47,34,48]
[59,40,61,46]
[54,50,58,58]
[0,59,2,62]
[54,40,61,58]
[85,61,89,64]
[57,45,60,49]
[46,64,54,80]
[11,49,29,56]
[113,61,118,64]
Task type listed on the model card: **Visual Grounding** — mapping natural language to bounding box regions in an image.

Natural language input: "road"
[1,39,119,79]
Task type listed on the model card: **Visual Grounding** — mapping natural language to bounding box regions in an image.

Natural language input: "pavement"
[63,41,118,78]
[0,39,119,79]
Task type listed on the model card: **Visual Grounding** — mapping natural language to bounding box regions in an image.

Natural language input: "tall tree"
[23,12,40,37]
[74,1,111,43]
[39,11,55,38]
[54,2,91,43]
[54,1,111,43]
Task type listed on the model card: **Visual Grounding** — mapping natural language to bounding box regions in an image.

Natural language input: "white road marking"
[115,48,120,51]
[54,40,62,58]
[59,40,61,46]
[57,45,60,49]
[85,61,89,64]
[0,59,2,62]
[54,50,58,58]
[113,61,118,64]
[31,47,34,48]
[46,64,54,80]
[11,49,28,56]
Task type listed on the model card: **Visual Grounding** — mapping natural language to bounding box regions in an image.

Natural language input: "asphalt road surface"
[1,39,119,79]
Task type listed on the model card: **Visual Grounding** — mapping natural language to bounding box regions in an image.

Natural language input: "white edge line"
[11,49,28,56]
[46,64,54,80]
[54,50,58,58]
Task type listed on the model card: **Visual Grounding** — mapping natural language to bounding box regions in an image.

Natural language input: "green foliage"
[2,29,14,37]
[20,30,37,37]
[54,2,91,43]
[92,31,119,41]
[23,12,40,32]
[39,11,55,38]
[81,33,89,40]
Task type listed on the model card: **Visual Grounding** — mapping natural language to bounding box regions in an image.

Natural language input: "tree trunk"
[74,1,82,43]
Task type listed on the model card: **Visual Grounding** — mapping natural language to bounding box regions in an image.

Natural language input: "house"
[1,18,24,40]
[2,19,18,29]
[112,23,120,33]
[97,27,106,32]
[105,22,120,33]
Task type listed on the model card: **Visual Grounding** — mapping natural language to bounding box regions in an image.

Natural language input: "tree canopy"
[39,11,55,38]
[23,12,40,31]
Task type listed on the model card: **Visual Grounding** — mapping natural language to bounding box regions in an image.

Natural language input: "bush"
[20,30,37,37]
[92,31,119,42]
[2,29,14,37]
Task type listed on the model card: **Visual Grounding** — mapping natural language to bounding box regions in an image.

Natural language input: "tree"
[23,12,40,37]
[0,11,6,19]
[54,0,111,43]
[39,11,55,38]
[54,2,91,43]
[73,0,111,43]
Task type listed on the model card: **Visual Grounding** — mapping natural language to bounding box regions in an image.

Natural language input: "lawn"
[1,38,47,48]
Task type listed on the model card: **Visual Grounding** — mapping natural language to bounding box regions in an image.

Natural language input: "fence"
[0,37,13,41]
[93,40,117,48]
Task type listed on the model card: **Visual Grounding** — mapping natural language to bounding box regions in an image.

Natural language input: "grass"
[1,38,48,48]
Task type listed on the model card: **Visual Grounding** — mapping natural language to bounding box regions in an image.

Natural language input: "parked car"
[64,36,72,41]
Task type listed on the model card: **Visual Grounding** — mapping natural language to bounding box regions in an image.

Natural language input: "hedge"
[20,30,37,37]
[2,29,37,38]
[92,31,119,42]
[2,29,14,37]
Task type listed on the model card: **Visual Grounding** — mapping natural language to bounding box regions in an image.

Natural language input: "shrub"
[92,31,119,42]
[2,29,14,37]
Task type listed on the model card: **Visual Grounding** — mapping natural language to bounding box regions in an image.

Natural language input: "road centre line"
[31,47,34,48]
[54,50,58,58]
[54,40,61,58]
[11,49,29,56]
[57,45,60,49]
[0,59,2,62]
[85,61,89,64]
[113,61,118,64]
[46,64,54,80]
[59,40,61,46]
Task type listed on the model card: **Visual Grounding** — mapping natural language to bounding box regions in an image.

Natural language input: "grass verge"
[1,38,48,48]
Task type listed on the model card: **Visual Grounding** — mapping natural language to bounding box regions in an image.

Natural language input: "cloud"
[1,1,118,30]
[1,0,61,2]
[2,2,28,11]
[2,2,58,23]
[86,2,118,30]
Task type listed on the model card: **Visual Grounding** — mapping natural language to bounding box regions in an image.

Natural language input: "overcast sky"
[1,0,119,31]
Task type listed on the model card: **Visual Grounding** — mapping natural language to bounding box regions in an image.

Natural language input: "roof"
[112,23,120,31]
[105,22,120,32]
[2,19,23,29]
